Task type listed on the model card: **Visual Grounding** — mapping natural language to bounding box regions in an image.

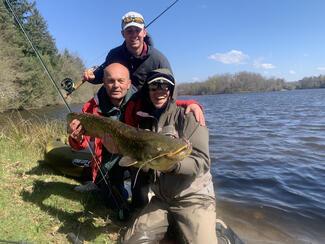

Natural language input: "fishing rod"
[145,0,180,28]
[61,0,181,98]
[4,0,128,228]
[4,0,71,112]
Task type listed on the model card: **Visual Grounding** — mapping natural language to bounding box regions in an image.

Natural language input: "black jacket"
[90,40,172,89]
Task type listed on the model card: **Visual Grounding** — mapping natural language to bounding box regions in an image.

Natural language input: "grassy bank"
[0,117,121,243]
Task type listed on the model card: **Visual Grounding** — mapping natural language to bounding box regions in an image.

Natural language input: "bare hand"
[82,68,95,82]
[102,134,119,154]
[69,119,84,142]
[185,103,206,126]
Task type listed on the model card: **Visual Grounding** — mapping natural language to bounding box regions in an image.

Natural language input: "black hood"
[138,68,176,115]
[143,68,176,98]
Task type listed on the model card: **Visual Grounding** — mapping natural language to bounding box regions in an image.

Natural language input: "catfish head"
[119,138,192,172]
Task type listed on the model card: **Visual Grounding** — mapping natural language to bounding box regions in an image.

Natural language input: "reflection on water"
[1,89,325,243]
[183,89,325,243]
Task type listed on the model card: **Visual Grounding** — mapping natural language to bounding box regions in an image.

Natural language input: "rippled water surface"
[1,89,324,243]
[182,89,325,243]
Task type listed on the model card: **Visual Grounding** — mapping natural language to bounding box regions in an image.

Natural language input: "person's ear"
[143,28,147,37]
[121,30,125,38]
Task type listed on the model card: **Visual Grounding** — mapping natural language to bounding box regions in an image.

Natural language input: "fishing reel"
[60,77,86,98]
[61,78,75,95]
[60,66,99,98]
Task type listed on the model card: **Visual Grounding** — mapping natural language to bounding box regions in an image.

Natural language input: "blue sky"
[35,0,325,83]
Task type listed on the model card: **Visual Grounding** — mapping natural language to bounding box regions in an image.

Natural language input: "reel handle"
[61,65,98,98]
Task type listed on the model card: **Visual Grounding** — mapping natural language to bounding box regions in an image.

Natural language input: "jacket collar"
[137,99,177,132]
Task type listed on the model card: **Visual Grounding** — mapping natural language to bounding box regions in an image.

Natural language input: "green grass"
[0,116,123,243]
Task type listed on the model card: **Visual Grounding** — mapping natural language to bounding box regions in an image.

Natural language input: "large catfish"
[67,112,192,171]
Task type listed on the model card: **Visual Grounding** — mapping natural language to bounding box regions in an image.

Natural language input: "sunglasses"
[148,82,171,91]
[122,16,144,25]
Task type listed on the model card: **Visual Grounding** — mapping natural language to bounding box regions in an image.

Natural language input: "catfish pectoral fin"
[119,156,138,167]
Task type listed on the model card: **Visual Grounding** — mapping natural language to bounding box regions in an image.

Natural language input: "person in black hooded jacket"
[122,68,217,243]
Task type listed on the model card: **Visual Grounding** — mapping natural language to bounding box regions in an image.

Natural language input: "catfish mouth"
[167,142,192,161]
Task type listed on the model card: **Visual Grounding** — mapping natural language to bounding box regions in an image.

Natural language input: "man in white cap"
[83,11,171,89]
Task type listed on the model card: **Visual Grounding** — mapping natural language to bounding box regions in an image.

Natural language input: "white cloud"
[289,70,296,74]
[208,50,249,64]
[261,63,275,69]
[317,67,325,71]
[253,59,275,69]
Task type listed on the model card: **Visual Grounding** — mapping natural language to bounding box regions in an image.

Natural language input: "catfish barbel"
[67,112,192,171]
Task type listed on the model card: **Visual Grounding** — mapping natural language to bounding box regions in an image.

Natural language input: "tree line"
[295,75,325,89]
[177,72,325,96]
[0,0,97,112]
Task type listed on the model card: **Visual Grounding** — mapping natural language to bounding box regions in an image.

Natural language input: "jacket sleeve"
[175,99,202,109]
[160,56,172,72]
[173,113,210,176]
[124,100,137,127]
[123,95,143,127]
[68,135,89,150]
[153,47,172,73]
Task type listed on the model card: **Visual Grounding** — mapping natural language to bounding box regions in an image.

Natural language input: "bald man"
[68,63,134,219]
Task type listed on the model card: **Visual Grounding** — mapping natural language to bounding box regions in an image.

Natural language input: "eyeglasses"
[122,16,144,25]
[148,82,171,91]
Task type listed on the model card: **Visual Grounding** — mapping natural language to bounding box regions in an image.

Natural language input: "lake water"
[1,89,324,243]
[181,89,325,243]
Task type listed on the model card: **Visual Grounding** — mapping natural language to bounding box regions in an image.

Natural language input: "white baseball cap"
[121,11,145,30]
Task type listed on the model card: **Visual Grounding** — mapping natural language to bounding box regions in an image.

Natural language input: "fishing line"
[4,0,120,200]
[5,0,127,238]
[4,0,71,113]
[145,0,180,28]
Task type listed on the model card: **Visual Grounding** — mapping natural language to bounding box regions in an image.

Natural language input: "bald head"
[103,63,131,107]
[104,63,130,80]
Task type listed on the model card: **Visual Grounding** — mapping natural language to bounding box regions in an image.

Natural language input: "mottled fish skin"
[67,112,192,171]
